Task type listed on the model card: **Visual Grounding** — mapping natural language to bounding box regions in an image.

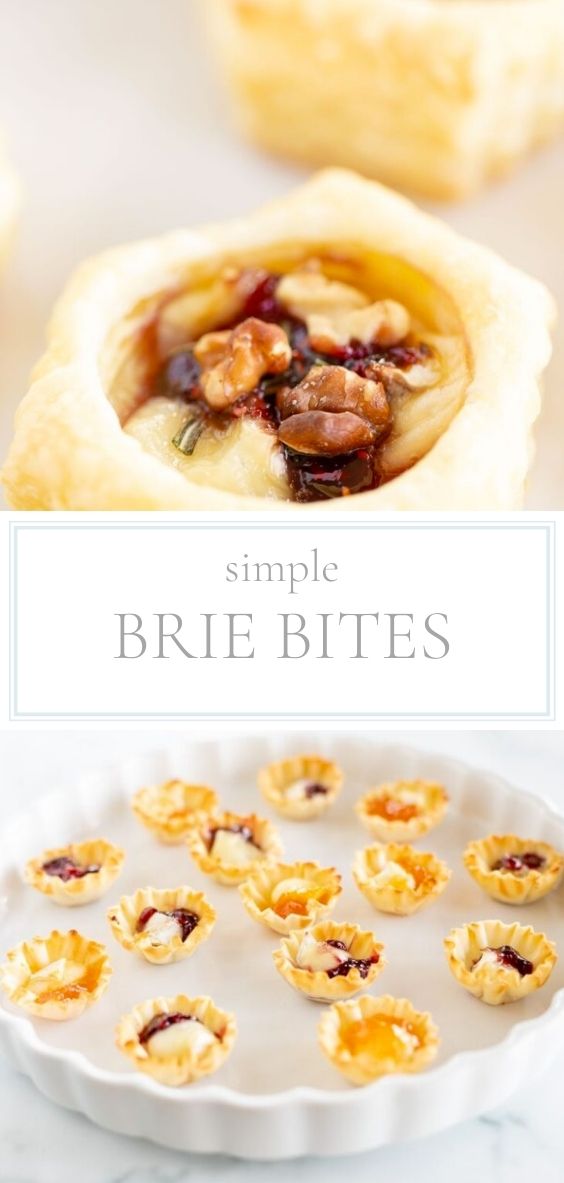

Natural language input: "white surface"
[0,731,564,1176]
[0,0,563,507]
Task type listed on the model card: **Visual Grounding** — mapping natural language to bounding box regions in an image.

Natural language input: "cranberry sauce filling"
[492,852,546,873]
[208,823,260,852]
[324,939,379,980]
[151,271,431,502]
[136,906,199,942]
[138,1011,202,1045]
[477,945,534,977]
[42,856,101,882]
[304,782,329,799]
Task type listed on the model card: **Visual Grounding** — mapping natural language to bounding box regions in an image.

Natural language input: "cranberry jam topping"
[151,267,434,503]
[304,781,329,799]
[136,906,199,942]
[42,856,101,882]
[492,852,546,873]
[475,945,534,977]
[324,939,379,980]
[139,1011,202,1045]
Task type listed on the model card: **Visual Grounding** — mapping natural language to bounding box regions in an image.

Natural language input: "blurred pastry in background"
[204,0,564,200]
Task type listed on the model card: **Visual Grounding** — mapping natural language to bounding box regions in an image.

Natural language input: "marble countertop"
[1,729,564,1182]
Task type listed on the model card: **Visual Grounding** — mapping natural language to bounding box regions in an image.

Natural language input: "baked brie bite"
[205,0,564,200]
[2,171,553,509]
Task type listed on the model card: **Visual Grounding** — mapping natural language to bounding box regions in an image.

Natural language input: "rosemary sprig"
[172,412,205,456]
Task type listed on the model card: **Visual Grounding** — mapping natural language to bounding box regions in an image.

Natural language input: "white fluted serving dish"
[1,735,564,1159]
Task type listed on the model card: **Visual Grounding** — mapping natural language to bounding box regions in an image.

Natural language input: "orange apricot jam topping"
[343,1014,419,1061]
[366,797,420,823]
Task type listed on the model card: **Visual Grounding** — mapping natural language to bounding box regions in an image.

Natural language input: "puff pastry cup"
[107,885,216,964]
[355,779,448,843]
[24,838,125,906]
[444,919,557,1005]
[0,930,112,1020]
[186,810,283,885]
[258,754,343,820]
[353,841,451,916]
[239,859,342,934]
[205,0,564,200]
[2,170,554,511]
[132,779,218,844]
[463,835,564,905]
[273,920,385,1002]
[115,993,236,1086]
[317,994,439,1085]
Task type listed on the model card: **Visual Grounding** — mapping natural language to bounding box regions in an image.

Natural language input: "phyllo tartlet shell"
[0,929,112,1020]
[355,779,448,843]
[353,841,451,916]
[24,838,125,905]
[115,993,236,1086]
[463,835,564,905]
[2,169,553,512]
[107,885,216,964]
[317,994,439,1086]
[186,810,283,885]
[444,919,557,1005]
[132,779,219,844]
[258,754,343,820]
[273,920,385,1002]
[239,859,342,934]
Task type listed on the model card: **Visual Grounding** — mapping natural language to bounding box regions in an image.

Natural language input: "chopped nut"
[308,299,411,353]
[194,317,291,409]
[279,411,374,456]
[277,268,369,320]
[277,365,390,428]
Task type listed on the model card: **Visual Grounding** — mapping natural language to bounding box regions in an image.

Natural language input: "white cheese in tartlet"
[146,1017,217,1058]
[210,828,263,867]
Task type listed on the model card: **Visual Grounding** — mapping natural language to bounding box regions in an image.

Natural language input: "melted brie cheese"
[211,828,262,867]
[147,1017,216,1058]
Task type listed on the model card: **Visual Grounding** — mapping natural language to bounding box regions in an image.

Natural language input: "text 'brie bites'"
[205,0,564,200]
[273,921,386,1002]
[186,811,283,885]
[444,920,557,1006]
[258,754,343,819]
[355,779,448,843]
[463,835,564,905]
[317,994,439,1086]
[0,930,112,1021]
[107,886,216,964]
[1,171,553,510]
[353,842,451,916]
[240,859,342,934]
[115,994,236,1086]
[24,838,125,906]
[131,779,219,844]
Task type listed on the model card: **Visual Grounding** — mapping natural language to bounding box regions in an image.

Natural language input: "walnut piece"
[194,317,291,409]
[277,266,410,352]
[277,365,390,455]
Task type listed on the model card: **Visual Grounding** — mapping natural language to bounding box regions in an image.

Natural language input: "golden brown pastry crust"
[0,930,112,1020]
[352,841,451,916]
[206,0,564,200]
[444,919,557,1005]
[257,754,343,820]
[186,810,283,885]
[317,993,439,1085]
[115,993,236,1085]
[273,920,385,1001]
[355,779,448,843]
[107,885,216,964]
[131,780,219,844]
[239,859,342,934]
[24,838,125,905]
[463,835,564,905]
[2,170,553,510]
